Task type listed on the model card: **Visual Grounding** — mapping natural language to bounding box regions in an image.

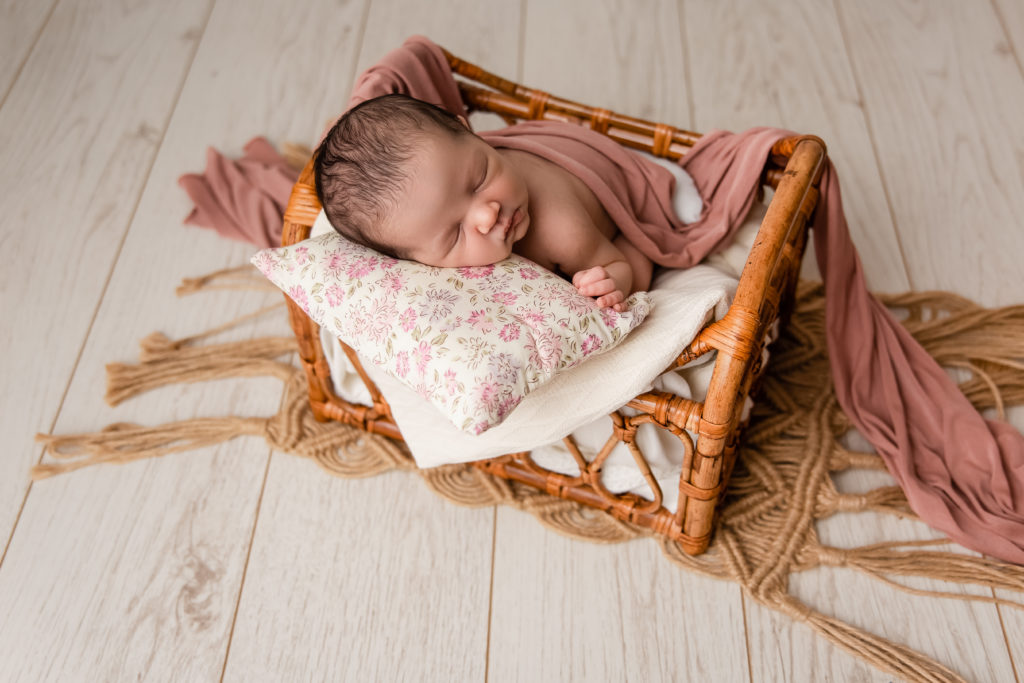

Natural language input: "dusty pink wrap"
[177,137,298,248]
[181,36,1024,563]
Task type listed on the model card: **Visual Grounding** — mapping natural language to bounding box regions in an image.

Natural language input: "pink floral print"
[252,230,651,435]
[491,291,518,307]
[498,323,520,342]
[325,284,345,307]
[458,264,495,279]
[467,309,496,334]
[395,351,410,378]
[287,285,308,310]
[399,307,417,332]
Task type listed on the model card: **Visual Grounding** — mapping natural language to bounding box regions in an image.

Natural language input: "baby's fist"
[572,266,627,312]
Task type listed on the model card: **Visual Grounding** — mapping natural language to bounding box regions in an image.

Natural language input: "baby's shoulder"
[514,205,608,272]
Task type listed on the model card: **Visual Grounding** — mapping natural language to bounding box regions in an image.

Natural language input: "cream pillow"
[252,231,652,434]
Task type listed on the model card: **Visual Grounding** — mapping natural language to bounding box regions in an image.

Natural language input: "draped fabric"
[178,35,1024,563]
[178,137,298,248]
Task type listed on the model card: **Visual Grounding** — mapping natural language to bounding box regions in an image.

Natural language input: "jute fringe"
[33,267,1024,683]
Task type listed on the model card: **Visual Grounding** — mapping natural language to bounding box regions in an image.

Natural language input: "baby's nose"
[473,201,501,234]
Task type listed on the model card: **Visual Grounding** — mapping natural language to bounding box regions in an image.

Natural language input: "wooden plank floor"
[1,0,1022,680]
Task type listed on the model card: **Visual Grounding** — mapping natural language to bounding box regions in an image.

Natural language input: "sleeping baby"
[313,93,654,312]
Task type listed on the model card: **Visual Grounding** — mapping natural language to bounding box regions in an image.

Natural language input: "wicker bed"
[279,46,826,555]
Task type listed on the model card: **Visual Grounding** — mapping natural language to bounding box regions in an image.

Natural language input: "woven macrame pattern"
[34,269,1024,683]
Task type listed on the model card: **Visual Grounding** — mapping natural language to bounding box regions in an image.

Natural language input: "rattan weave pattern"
[280,46,826,554]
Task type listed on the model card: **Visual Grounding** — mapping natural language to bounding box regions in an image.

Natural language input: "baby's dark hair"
[313,93,471,258]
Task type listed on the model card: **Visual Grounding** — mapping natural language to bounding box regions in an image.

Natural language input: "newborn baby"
[313,94,653,312]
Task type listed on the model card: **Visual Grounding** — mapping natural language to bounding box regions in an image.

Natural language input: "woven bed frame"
[280,47,827,555]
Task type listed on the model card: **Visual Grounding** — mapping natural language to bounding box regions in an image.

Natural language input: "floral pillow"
[252,231,652,435]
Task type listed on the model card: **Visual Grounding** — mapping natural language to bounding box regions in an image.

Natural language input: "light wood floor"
[2,0,1023,680]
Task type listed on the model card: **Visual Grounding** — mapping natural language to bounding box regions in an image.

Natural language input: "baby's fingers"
[576,277,616,298]
[572,267,607,289]
[596,290,625,310]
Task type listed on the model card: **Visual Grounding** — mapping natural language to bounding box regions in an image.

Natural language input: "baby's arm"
[613,235,653,293]
[572,261,631,312]
[567,235,639,312]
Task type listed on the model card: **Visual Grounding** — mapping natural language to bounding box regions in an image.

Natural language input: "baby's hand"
[572,266,627,312]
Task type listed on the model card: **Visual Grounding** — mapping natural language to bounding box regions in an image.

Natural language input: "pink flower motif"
[600,308,620,327]
[346,255,378,279]
[557,287,596,315]
[345,303,370,338]
[294,246,310,265]
[380,257,399,269]
[488,352,521,383]
[581,334,602,355]
[399,307,417,332]
[395,351,410,378]
[474,379,500,410]
[251,251,276,275]
[365,298,396,344]
[496,393,523,421]
[413,340,432,375]
[325,284,345,307]
[519,267,540,280]
[287,285,309,311]
[536,283,562,303]
[491,291,518,307]
[444,369,459,395]
[381,271,406,293]
[523,309,548,327]
[482,272,512,292]
[498,323,520,342]
[442,315,464,332]
[468,309,495,334]
[458,264,495,279]
[325,252,345,278]
[471,420,491,435]
[527,327,563,372]
[420,288,459,322]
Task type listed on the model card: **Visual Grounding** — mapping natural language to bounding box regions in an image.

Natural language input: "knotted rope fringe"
[33,269,1024,683]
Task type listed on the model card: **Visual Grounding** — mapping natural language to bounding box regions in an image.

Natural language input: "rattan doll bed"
[280,47,826,555]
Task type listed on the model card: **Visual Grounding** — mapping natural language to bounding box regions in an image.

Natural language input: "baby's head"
[314,93,530,268]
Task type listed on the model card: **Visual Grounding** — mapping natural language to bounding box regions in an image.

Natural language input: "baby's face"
[380,131,530,267]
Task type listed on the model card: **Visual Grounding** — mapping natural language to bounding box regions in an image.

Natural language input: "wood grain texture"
[522,0,690,126]
[0,0,211,565]
[0,431,276,682]
[355,0,521,78]
[685,0,1019,680]
[489,508,750,682]
[994,0,1024,72]
[0,0,57,102]
[1,1,1022,681]
[837,0,1024,307]
[0,0,365,680]
[683,0,909,292]
[485,3,749,681]
[224,459,493,681]
[219,0,521,679]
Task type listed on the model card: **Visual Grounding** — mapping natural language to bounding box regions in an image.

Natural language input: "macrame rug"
[33,265,1024,683]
